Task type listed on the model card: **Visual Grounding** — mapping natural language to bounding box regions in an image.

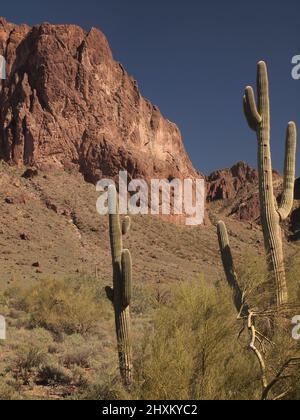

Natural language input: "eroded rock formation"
[0,17,199,185]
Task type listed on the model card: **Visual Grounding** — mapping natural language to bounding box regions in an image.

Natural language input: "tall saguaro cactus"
[243,61,297,306]
[106,185,133,387]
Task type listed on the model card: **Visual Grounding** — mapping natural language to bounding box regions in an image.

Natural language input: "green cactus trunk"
[217,221,248,316]
[106,185,133,387]
[243,61,297,306]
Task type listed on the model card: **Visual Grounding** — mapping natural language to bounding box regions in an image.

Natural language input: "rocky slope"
[0,17,198,185]
[207,161,259,203]
[1,159,298,289]
[0,161,260,288]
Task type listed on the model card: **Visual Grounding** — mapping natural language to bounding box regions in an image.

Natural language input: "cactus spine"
[217,221,247,316]
[106,185,133,387]
[243,61,297,306]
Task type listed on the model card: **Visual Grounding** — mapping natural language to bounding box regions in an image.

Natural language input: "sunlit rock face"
[0,17,199,186]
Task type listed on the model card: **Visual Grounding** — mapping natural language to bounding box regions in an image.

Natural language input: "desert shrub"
[286,249,300,303]
[38,363,73,386]
[0,292,9,319]
[1,252,299,400]
[131,283,159,316]
[82,376,130,400]
[0,379,21,400]
[60,334,96,368]
[133,279,260,400]
[14,347,45,383]
[4,328,92,391]
[70,366,89,388]
[3,287,25,311]
[0,293,7,307]
[21,277,104,335]
[9,328,53,385]
[130,254,300,401]
[234,252,270,309]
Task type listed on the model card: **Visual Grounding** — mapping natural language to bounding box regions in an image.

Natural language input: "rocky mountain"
[207,161,259,203]
[0,17,298,237]
[0,17,198,185]
[206,161,300,240]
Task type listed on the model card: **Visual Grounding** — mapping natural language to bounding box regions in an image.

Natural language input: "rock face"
[207,161,264,223]
[0,17,198,185]
[207,161,300,240]
[207,161,258,202]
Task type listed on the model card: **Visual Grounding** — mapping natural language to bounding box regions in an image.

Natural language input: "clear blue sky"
[2,0,300,176]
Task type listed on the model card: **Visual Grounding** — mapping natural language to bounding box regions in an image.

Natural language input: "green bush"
[133,279,260,400]
[21,277,103,335]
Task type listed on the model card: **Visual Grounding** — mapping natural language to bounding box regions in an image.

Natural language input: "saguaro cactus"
[106,185,133,387]
[243,61,297,306]
[217,221,248,316]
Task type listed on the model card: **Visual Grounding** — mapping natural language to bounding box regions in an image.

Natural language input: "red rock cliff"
[0,17,199,184]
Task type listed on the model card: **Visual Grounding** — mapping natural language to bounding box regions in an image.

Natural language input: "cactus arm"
[244,95,257,132]
[217,221,237,286]
[257,61,270,113]
[278,122,297,221]
[105,286,114,302]
[121,249,132,308]
[244,86,262,131]
[122,216,131,236]
[108,185,122,263]
[217,221,247,316]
